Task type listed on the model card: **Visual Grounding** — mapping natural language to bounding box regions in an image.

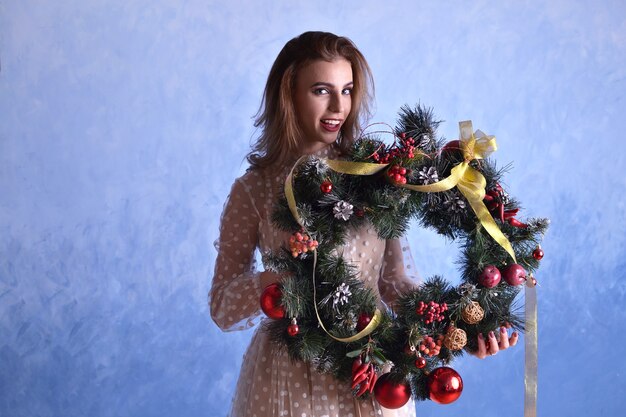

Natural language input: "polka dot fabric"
[210,144,419,417]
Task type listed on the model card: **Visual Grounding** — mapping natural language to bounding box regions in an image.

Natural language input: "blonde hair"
[247,31,374,169]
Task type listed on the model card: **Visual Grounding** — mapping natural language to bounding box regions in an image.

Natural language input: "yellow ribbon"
[291,122,515,262]
[326,159,389,176]
[525,277,538,417]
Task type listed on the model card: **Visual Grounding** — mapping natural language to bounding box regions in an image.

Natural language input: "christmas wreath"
[259,105,548,409]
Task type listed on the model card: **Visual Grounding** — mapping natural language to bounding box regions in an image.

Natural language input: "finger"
[488,331,499,355]
[509,331,519,347]
[476,333,487,358]
[499,326,510,350]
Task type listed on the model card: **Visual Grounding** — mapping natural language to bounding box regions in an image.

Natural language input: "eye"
[342,88,353,95]
[313,88,329,95]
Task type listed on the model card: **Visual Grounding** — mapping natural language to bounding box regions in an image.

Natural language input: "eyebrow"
[310,81,354,88]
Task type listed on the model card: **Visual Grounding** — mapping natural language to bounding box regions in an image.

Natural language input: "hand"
[259,270,284,289]
[471,324,519,359]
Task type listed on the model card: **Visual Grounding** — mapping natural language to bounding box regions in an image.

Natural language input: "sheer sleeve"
[378,237,421,309]
[209,177,263,332]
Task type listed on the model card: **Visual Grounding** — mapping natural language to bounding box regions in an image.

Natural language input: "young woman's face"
[293,58,353,153]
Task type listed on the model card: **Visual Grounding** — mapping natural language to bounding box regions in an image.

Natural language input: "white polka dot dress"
[210,144,419,417]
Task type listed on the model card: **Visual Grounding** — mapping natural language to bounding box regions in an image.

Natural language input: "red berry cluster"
[416,300,448,324]
[419,334,444,357]
[289,231,318,257]
[387,165,409,184]
[371,132,417,163]
[399,133,417,159]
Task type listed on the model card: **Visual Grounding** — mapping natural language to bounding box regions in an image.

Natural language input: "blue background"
[1,1,625,416]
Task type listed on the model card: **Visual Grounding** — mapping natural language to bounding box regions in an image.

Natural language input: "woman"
[210,31,515,417]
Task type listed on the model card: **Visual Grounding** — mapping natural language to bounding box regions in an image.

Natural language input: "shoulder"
[234,168,267,191]
[225,167,273,204]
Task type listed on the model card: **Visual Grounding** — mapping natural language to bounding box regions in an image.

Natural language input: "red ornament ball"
[478,265,501,288]
[320,180,333,194]
[260,283,286,319]
[502,263,527,286]
[415,356,427,369]
[533,247,544,260]
[355,208,365,218]
[441,140,463,156]
[287,322,299,337]
[403,344,416,356]
[427,367,463,404]
[373,374,411,409]
[356,312,372,331]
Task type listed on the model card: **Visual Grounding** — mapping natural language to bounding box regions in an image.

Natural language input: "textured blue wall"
[1,1,625,416]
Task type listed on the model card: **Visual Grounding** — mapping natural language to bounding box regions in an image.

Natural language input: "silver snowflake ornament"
[333,200,354,221]
[332,283,352,311]
[418,166,439,185]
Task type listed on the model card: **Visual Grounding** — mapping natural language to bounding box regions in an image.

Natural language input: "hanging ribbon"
[524,277,538,417]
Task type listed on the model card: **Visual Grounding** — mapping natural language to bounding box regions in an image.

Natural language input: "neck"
[298,141,332,156]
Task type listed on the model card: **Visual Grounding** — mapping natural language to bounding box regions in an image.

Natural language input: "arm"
[209,178,263,331]
[378,238,421,309]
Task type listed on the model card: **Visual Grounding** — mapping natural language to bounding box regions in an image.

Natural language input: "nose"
[329,92,344,113]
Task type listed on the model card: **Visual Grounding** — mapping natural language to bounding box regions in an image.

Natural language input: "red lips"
[320,119,341,132]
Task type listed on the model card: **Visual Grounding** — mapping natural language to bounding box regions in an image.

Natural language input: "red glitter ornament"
[356,312,372,331]
[260,283,285,319]
[287,318,299,337]
[415,356,427,369]
[373,374,411,409]
[320,180,333,194]
[403,344,416,356]
[427,367,463,404]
